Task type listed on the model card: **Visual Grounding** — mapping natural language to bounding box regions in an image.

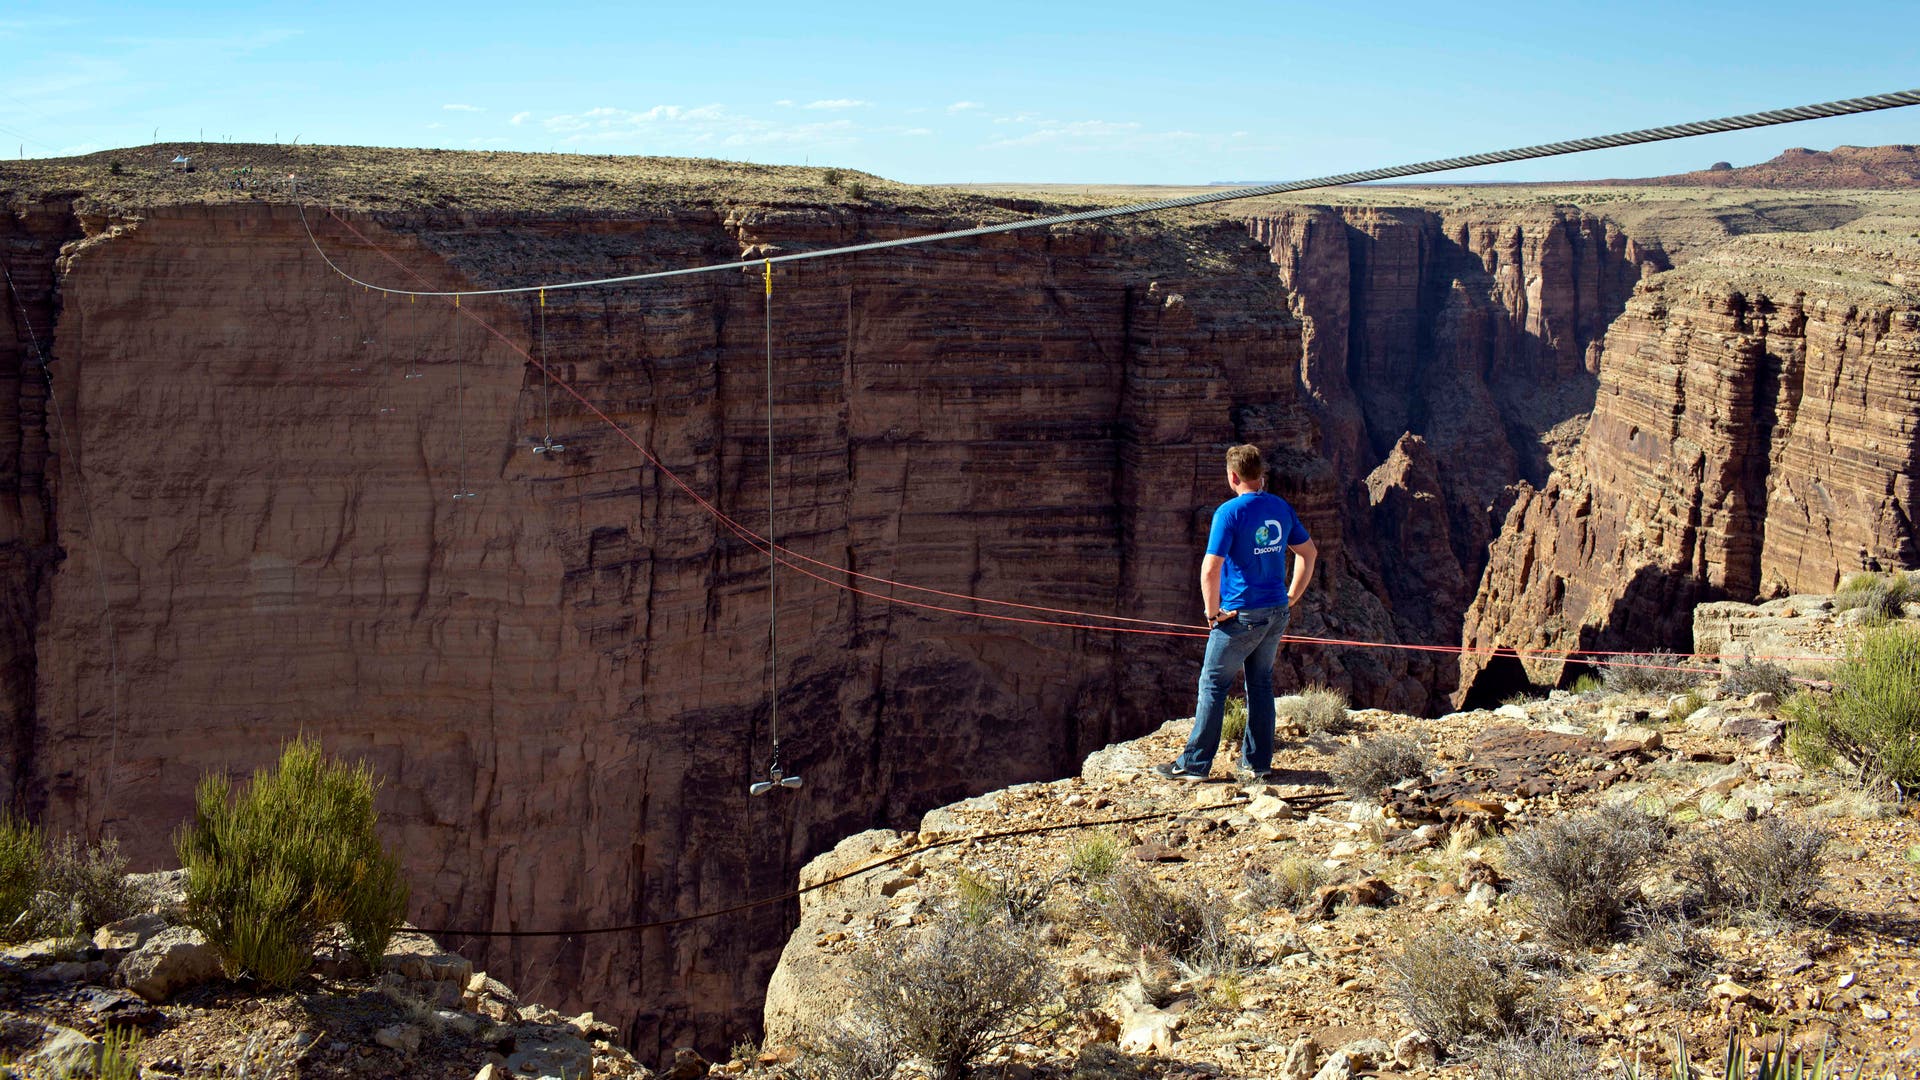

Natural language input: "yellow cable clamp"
[764,259,772,297]
[539,288,546,308]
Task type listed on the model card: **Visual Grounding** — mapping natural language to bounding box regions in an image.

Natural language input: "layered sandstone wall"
[5,199,1338,1057]
[1460,264,1920,693]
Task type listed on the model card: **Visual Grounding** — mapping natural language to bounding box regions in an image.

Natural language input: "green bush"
[1505,806,1669,946]
[822,168,844,187]
[1068,835,1122,881]
[176,738,409,987]
[954,869,1050,927]
[1834,572,1912,625]
[1788,625,1920,792]
[1221,696,1248,745]
[1569,673,1606,695]
[0,814,42,940]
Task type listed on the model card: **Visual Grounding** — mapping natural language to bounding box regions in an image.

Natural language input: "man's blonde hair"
[1226,444,1265,487]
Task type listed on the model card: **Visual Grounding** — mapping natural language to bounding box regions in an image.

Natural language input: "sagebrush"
[1474,1031,1596,1080]
[1221,695,1248,744]
[1720,658,1795,699]
[1240,858,1329,913]
[22,834,150,941]
[1604,650,1709,695]
[1505,806,1669,946]
[1278,683,1350,734]
[821,918,1056,1080]
[1833,572,1912,625]
[1385,928,1546,1050]
[1096,868,1246,970]
[1682,817,1827,922]
[1328,734,1428,801]
[176,737,409,987]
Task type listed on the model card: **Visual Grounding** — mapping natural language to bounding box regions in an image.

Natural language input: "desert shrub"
[1240,857,1329,913]
[1384,928,1546,1050]
[1834,572,1911,624]
[822,168,844,187]
[1068,835,1122,882]
[1474,1030,1596,1080]
[1221,695,1248,745]
[1721,658,1796,699]
[826,918,1056,1080]
[176,737,409,987]
[1096,868,1244,969]
[803,1013,901,1080]
[1785,624,1920,791]
[1505,806,1669,946]
[1278,683,1351,734]
[0,814,41,940]
[954,868,1050,927]
[846,180,866,200]
[1682,817,1827,922]
[1604,650,1709,695]
[1569,673,1606,695]
[21,835,150,940]
[1328,734,1428,802]
[1671,688,1709,723]
[1627,908,1717,988]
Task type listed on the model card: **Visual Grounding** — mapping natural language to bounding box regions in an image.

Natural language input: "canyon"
[2,145,1917,1061]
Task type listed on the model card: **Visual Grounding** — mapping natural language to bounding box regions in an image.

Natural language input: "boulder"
[374,1024,422,1054]
[94,912,168,953]
[24,1024,100,1077]
[382,931,473,984]
[502,1025,597,1079]
[115,926,222,1002]
[1279,1034,1318,1080]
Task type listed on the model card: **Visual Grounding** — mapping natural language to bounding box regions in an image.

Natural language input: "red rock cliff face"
[1460,268,1920,694]
[1246,206,1660,705]
[5,200,1346,1057]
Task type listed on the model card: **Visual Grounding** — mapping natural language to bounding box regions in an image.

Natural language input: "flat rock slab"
[1383,724,1640,821]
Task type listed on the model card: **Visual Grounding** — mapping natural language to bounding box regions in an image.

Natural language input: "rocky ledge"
[752,596,1919,1079]
[0,878,660,1080]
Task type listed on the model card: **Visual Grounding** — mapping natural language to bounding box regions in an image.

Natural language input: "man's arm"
[1200,553,1227,622]
[1287,539,1318,608]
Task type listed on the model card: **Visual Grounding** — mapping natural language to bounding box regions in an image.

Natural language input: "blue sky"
[3,1,1916,185]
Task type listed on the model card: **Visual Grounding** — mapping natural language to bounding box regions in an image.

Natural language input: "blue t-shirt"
[1207,491,1310,611]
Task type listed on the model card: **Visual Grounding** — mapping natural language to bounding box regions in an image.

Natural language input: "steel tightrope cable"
[298,89,1920,300]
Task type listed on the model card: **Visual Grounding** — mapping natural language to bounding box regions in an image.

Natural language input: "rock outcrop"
[1461,256,1920,694]
[1248,205,1661,704]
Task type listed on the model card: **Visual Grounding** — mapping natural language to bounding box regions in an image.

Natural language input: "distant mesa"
[1600,143,1920,188]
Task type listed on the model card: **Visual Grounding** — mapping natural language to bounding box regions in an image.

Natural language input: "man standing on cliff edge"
[1157,444,1317,783]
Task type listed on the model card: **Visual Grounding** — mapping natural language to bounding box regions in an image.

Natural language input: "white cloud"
[774,99,794,107]
[443,103,484,112]
[510,111,532,125]
[425,122,445,130]
[946,101,982,114]
[901,127,932,137]
[803,99,868,110]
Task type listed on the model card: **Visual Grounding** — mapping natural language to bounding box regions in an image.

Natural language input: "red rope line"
[307,209,1844,674]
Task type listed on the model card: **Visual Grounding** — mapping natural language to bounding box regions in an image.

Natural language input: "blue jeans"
[1177,604,1289,775]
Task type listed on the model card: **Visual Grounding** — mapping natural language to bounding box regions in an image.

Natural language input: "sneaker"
[1153,761,1209,783]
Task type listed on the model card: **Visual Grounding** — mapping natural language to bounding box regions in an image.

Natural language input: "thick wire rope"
[303,208,1842,677]
[537,290,554,448]
[3,261,125,824]
[299,89,1920,299]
